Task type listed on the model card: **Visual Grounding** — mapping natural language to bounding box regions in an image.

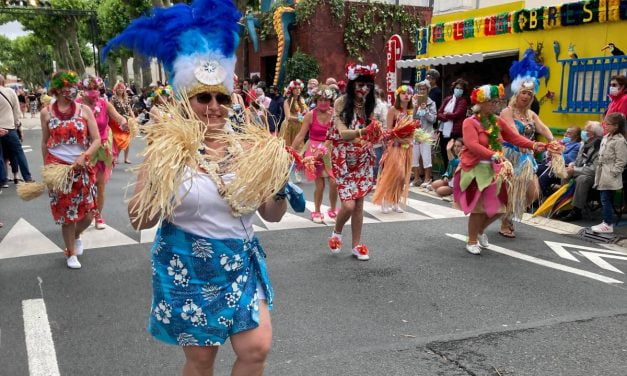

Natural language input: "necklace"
[476,113,501,152]
[512,106,529,123]
[52,101,76,121]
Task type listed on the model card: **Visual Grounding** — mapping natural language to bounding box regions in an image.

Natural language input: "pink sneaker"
[310,212,323,224]
[328,232,342,254]
[327,208,338,219]
[94,214,105,230]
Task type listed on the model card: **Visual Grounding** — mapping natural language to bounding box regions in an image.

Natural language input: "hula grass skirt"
[372,142,412,206]
[453,162,507,218]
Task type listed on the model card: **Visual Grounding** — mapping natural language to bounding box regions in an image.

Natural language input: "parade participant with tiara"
[104,1,294,374]
[453,84,545,255]
[77,75,127,229]
[327,63,383,261]
[291,85,338,223]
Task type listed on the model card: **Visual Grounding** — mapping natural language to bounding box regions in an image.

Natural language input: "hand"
[73,153,87,168]
[534,142,547,152]
[566,165,575,178]
[443,177,449,183]
[446,139,454,150]
[0,128,7,137]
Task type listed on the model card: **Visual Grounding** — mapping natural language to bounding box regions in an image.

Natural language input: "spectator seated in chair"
[560,121,604,222]
[538,126,581,197]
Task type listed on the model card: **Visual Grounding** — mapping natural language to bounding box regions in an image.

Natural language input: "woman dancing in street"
[40,70,101,268]
[106,0,293,374]
[291,85,338,223]
[453,84,545,255]
[372,84,414,213]
[499,49,553,238]
[327,63,382,261]
[111,81,135,164]
[77,75,127,229]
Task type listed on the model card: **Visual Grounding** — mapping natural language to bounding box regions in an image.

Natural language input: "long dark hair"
[341,75,376,126]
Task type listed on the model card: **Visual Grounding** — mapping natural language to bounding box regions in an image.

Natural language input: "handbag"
[284,181,306,212]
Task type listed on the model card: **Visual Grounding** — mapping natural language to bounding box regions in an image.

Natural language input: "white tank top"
[170,168,255,240]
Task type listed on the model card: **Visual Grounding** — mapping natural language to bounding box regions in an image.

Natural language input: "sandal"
[498,229,516,238]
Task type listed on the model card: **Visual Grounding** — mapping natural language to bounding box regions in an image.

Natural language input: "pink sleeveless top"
[309,109,332,142]
[77,97,109,140]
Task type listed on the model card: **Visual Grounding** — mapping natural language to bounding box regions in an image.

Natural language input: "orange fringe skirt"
[372,142,412,206]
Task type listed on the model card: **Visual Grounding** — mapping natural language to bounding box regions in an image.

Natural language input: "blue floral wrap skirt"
[148,221,273,346]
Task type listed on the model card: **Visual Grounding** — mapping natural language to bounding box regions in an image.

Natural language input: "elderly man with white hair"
[562,121,604,222]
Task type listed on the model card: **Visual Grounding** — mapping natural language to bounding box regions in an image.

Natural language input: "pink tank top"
[309,109,332,142]
[77,97,109,140]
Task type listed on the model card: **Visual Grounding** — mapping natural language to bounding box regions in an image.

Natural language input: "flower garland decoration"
[51,71,79,90]
[476,113,502,153]
[346,63,379,80]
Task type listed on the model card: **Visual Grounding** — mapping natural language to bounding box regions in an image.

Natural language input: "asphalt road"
[1,125,626,376]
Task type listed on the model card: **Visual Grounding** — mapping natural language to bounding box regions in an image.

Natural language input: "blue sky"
[0,21,31,40]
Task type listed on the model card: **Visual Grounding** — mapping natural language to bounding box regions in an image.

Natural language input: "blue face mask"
[581,131,589,142]
[453,88,463,97]
[562,136,571,143]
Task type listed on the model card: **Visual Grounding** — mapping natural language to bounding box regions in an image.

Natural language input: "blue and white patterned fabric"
[502,119,538,174]
[148,221,273,346]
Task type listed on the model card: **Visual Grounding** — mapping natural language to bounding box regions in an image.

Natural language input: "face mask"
[317,102,331,111]
[581,131,589,142]
[62,87,78,100]
[609,86,619,96]
[454,88,463,97]
[562,136,571,143]
[85,90,100,101]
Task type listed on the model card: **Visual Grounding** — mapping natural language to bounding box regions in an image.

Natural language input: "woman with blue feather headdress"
[105,1,294,373]
[498,48,555,238]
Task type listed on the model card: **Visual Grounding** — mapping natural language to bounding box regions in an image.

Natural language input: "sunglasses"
[355,82,374,89]
[195,92,232,105]
[610,83,619,87]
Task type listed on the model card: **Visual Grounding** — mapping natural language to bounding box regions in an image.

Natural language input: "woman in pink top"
[78,75,127,229]
[292,85,338,223]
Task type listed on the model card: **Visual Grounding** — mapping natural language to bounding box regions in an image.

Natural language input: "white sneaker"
[74,238,84,256]
[591,222,614,233]
[66,255,82,269]
[393,204,404,213]
[352,245,370,261]
[420,180,432,188]
[477,233,489,248]
[381,205,390,214]
[465,243,482,255]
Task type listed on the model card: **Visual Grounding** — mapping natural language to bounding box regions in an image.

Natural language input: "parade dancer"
[77,75,127,229]
[327,63,382,261]
[499,49,553,238]
[372,85,414,213]
[105,1,293,374]
[291,85,338,223]
[40,71,101,268]
[453,84,545,255]
[111,81,135,164]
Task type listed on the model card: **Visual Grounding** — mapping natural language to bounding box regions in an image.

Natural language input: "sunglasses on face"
[610,83,619,87]
[195,92,231,105]
[355,82,374,89]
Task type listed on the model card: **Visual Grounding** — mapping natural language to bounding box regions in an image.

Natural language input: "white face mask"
[609,86,619,96]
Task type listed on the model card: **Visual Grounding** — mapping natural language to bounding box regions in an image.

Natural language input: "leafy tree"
[3,34,54,87]
[285,50,320,86]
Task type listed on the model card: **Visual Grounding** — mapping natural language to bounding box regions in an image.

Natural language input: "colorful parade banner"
[428,0,627,44]
[386,34,403,105]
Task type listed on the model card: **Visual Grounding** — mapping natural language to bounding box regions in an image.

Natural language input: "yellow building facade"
[413,0,627,133]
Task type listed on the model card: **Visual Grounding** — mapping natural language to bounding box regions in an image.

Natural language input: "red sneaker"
[327,208,338,219]
[94,214,105,230]
[328,232,342,254]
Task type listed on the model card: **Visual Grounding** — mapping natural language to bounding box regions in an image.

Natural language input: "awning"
[396,49,519,69]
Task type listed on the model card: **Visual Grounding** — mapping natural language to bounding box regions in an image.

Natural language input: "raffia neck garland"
[476,114,502,152]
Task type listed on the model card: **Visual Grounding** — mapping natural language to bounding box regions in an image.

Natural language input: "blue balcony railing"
[556,55,627,114]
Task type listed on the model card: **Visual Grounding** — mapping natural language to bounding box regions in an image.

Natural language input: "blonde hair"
[508,91,533,117]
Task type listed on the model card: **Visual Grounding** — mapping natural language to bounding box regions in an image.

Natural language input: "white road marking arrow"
[545,241,627,274]
[447,234,623,284]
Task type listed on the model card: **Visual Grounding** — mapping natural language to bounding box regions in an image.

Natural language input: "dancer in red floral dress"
[327,63,382,261]
[40,70,102,269]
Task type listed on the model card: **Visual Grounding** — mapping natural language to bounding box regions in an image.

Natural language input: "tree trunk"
[121,55,129,83]
[69,35,86,75]
[108,57,118,87]
[141,56,153,87]
[57,38,74,71]
[132,51,142,87]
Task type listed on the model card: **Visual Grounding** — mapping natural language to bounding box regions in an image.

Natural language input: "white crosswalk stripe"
[1,194,465,259]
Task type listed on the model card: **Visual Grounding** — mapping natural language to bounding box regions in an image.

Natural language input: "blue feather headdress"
[102,0,241,98]
[509,48,548,95]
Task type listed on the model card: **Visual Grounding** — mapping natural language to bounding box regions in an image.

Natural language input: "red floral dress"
[46,106,97,225]
[328,97,375,201]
